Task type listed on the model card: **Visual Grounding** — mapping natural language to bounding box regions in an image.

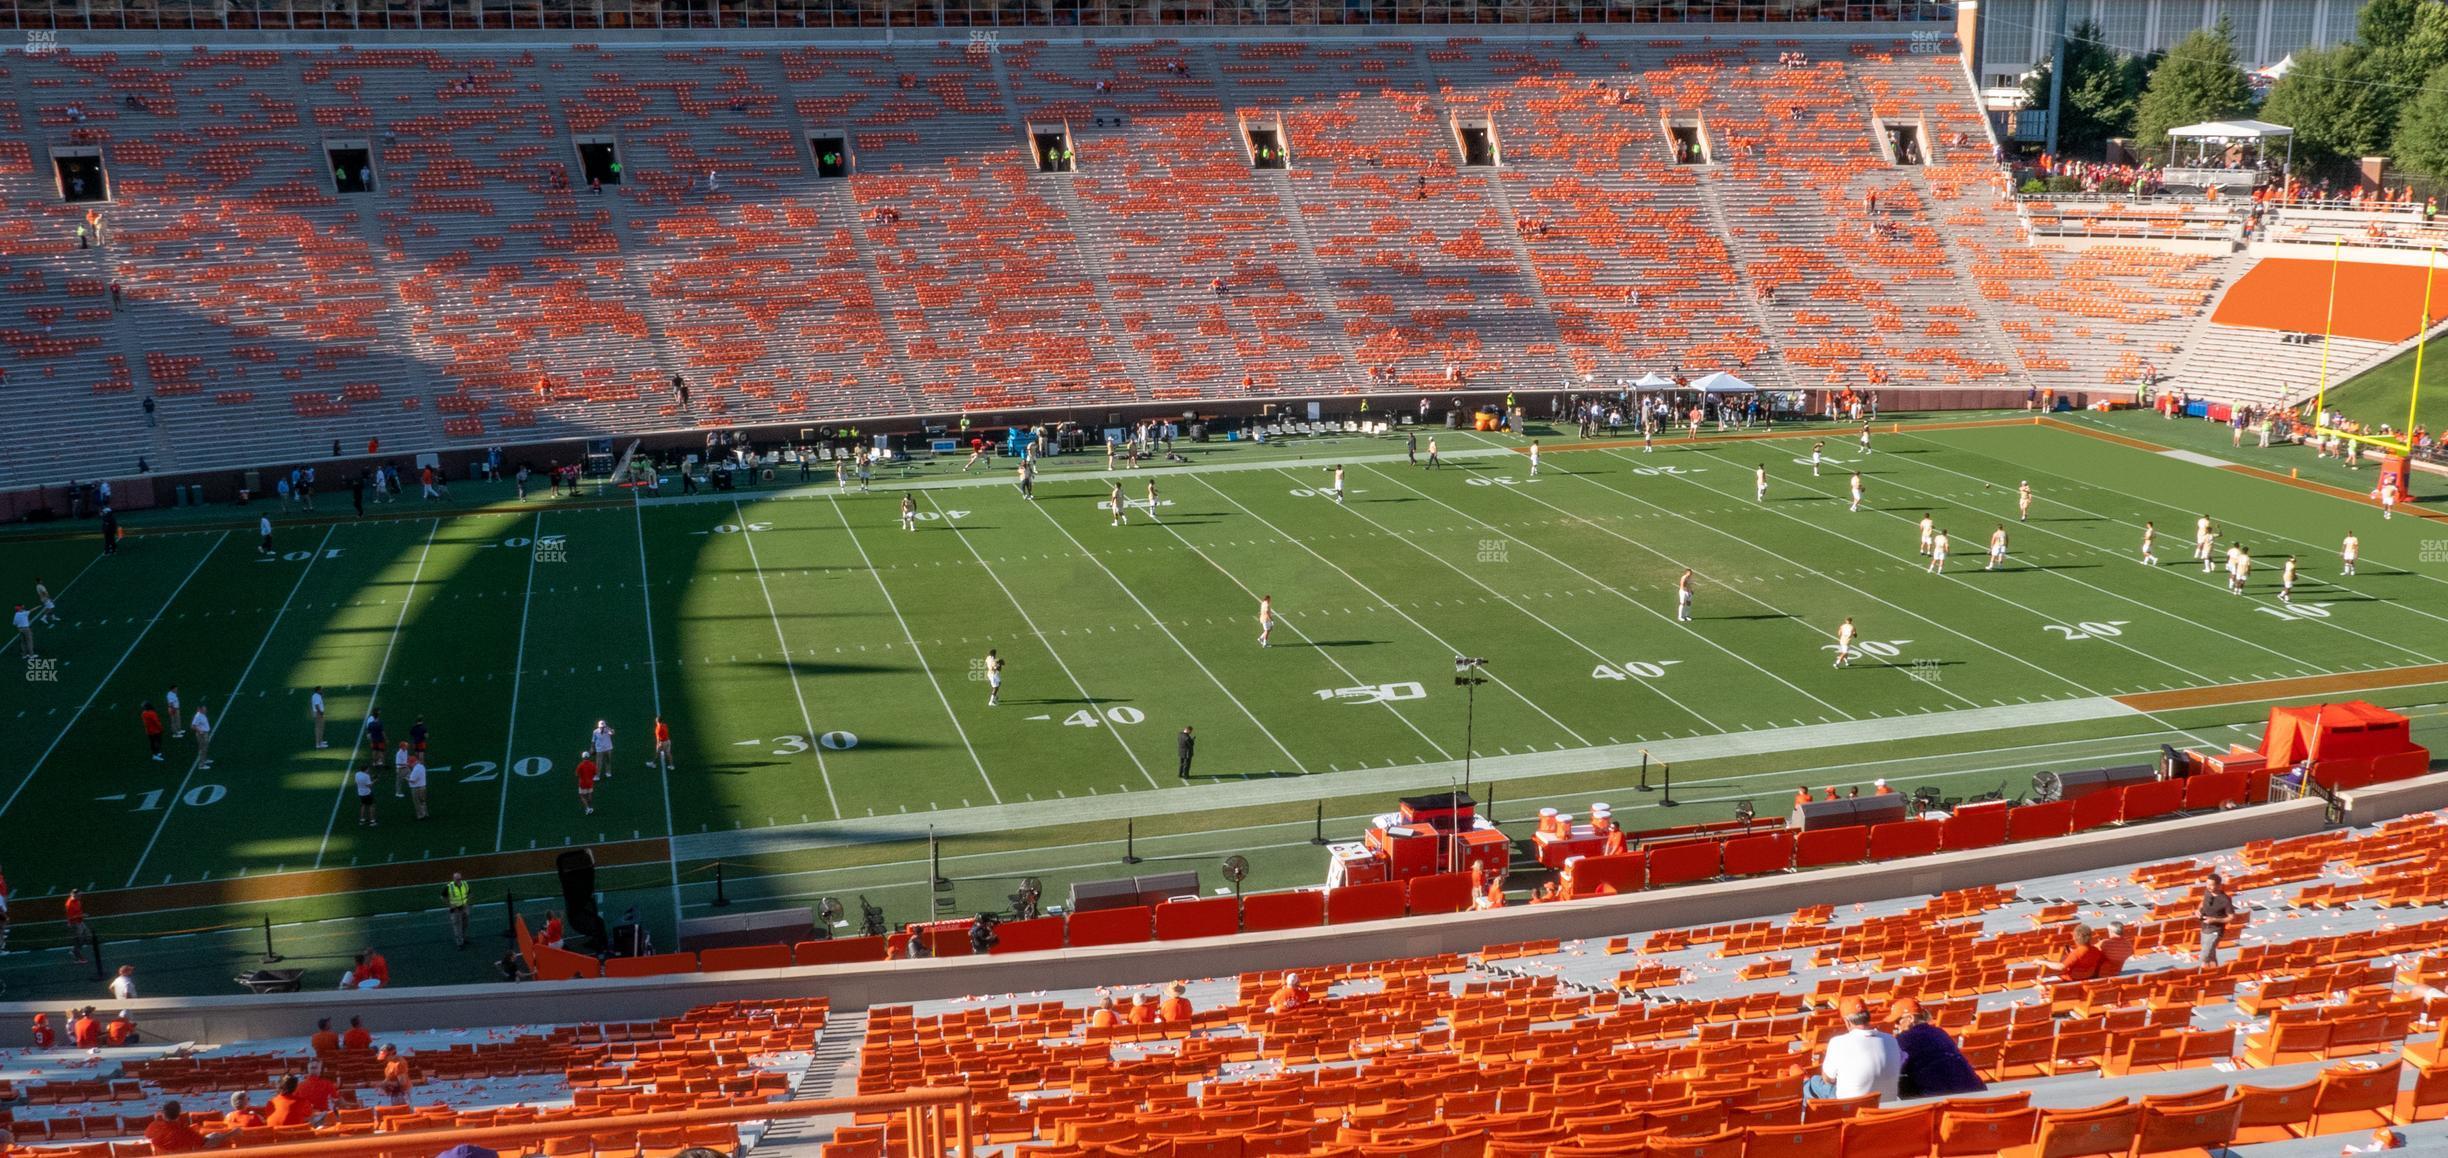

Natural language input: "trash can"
[1190,423,1207,443]
[1444,409,1459,429]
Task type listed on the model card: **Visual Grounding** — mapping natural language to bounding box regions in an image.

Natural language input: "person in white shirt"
[1257,596,1273,648]
[2140,521,2158,566]
[354,764,377,827]
[1330,465,1345,503]
[392,740,411,797]
[1527,442,1540,477]
[2280,556,2298,603]
[1985,525,2008,571]
[1805,1008,1903,1101]
[166,685,184,737]
[1833,618,1857,668]
[310,686,327,749]
[2381,481,2399,519]
[190,704,214,768]
[1755,464,1768,503]
[33,580,56,625]
[591,720,615,777]
[2195,515,2217,572]
[2342,533,2360,577]
[1917,514,1933,557]
[9,606,31,659]
[407,756,429,820]
[109,965,137,1002]
[1848,472,1863,513]
[1676,569,1694,623]
[258,515,274,557]
[1927,530,1949,575]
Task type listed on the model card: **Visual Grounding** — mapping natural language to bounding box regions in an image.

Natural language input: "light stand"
[1454,656,1488,799]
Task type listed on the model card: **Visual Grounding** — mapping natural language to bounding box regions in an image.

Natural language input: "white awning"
[2169,119,2294,141]
[1691,371,1756,394]
[1632,372,1677,388]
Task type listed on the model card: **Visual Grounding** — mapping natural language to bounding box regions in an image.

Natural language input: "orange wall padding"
[2211,258,2448,343]
[1066,905,1153,947]
[529,944,599,981]
[793,937,887,965]
[1722,831,1793,876]
[1939,808,2008,851]
[1645,840,1723,887]
[1240,890,1325,932]
[1153,897,1241,941]
[1324,881,1407,925]
[699,945,791,973]
[987,916,1066,954]
[602,951,698,979]
[2007,800,2073,841]
[1402,872,1474,916]
[2070,789,2125,833]
[1794,826,1868,869]
[1867,819,1943,861]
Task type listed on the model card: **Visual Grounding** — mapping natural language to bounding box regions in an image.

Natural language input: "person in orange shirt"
[1086,996,1119,1029]
[264,1076,314,1127]
[1158,982,1192,1024]
[1794,785,1814,809]
[1873,779,1895,796]
[63,889,88,963]
[1821,786,1840,802]
[1267,973,1310,1014]
[105,1010,136,1045]
[221,1091,267,1131]
[340,1016,371,1053]
[359,949,390,987]
[654,715,673,772]
[537,910,565,951]
[71,1006,101,1047]
[376,1043,413,1105]
[29,1012,54,1048]
[1601,826,1627,857]
[141,702,165,761]
[308,1018,340,1058]
[1127,993,1157,1025]
[141,1101,210,1153]
[293,1061,338,1115]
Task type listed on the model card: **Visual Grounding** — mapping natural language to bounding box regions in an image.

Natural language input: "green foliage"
[2019,178,2049,195]
[2132,19,2254,153]
[2262,46,2400,168]
[2023,19,2144,158]
[2393,62,2448,179]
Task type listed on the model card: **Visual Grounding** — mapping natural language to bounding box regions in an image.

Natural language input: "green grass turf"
[2319,336,2448,434]
[3,410,2445,998]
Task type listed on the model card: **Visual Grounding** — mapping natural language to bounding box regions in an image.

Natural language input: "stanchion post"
[261,915,283,964]
[1660,763,1676,808]
[503,890,517,941]
[1122,818,1142,865]
[1638,750,1652,793]
[1310,801,1328,846]
[711,863,731,908]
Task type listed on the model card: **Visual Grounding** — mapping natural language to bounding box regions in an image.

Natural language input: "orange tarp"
[2210,259,2448,343]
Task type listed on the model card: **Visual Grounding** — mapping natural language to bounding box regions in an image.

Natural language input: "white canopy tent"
[1690,371,1756,394]
[1631,371,1677,389]
[2163,119,2294,190]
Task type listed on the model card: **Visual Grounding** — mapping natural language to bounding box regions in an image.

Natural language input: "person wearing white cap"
[590,720,615,778]
[1874,779,1894,796]
[1268,973,1311,1014]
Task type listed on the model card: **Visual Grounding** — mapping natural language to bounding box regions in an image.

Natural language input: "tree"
[2132,18,2255,153]
[2392,62,2448,180]
[2261,46,2399,170]
[2023,19,2145,159]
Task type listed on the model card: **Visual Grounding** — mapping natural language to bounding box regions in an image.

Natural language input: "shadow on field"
[2007,563,2101,572]
[1708,613,1794,621]
[737,659,898,677]
[1298,639,1381,648]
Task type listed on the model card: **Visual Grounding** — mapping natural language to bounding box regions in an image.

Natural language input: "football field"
[1,410,2444,996]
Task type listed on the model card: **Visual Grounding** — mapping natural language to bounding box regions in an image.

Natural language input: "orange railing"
[172,1086,973,1158]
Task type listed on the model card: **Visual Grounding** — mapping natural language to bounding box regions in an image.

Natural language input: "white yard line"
[1355,461,1856,723]
[312,519,440,869]
[1008,490,1311,775]
[829,497,1002,804]
[1901,429,2448,654]
[125,526,337,887]
[1189,473,1592,747]
[1139,498,1455,761]
[633,501,685,922]
[1286,465,1720,731]
[0,533,226,819]
[924,492,1163,791]
[491,511,549,850]
[732,499,843,819]
[0,551,101,658]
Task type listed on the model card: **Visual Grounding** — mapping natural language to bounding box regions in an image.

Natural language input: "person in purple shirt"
[1891,999,1985,1098]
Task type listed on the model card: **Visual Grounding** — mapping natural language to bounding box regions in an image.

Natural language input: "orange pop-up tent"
[2258,701,2429,791]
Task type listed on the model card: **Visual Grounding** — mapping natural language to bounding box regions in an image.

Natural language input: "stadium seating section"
[15,810,2448,1154]
[12,35,2402,491]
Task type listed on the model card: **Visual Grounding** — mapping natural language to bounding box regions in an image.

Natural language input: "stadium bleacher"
[15,806,2448,1156]
[11,33,2379,494]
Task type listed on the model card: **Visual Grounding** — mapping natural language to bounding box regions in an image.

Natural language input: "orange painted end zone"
[2116,664,2448,714]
